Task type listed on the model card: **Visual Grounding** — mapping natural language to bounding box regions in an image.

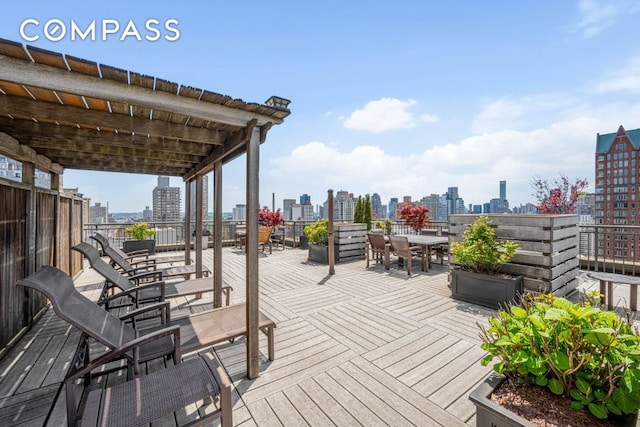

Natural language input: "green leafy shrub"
[450,215,519,275]
[303,219,328,245]
[480,293,640,420]
[125,222,156,240]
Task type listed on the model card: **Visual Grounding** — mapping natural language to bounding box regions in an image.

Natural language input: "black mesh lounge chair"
[17,266,234,427]
[90,234,211,280]
[91,232,185,267]
[73,242,231,308]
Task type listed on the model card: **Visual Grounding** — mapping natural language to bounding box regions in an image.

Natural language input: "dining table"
[396,234,449,271]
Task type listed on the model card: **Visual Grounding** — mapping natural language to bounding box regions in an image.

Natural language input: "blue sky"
[2,1,640,212]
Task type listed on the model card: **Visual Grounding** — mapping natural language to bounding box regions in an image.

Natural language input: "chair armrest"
[127,258,157,268]
[130,269,164,283]
[123,248,151,257]
[120,301,171,324]
[65,324,181,385]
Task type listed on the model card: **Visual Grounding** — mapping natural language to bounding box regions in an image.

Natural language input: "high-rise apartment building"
[300,193,311,205]
[232,204,246,221]
[371,193,384,220]
[594,125,640,260]
[421,194,441,223]
[152,176,181,222]
[89,202,109,224]
[499,180,506,201]
[282,199,296,220]
[388,197,398,219]
[0,154,51,188]
[326,190,355,221]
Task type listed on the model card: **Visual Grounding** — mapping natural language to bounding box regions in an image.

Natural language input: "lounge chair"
[73,242,231,308]
[389,235,426,276]
[18,267,237,426]
[88,236,211,280]
[91,232,186,266]
[366,232,390,270]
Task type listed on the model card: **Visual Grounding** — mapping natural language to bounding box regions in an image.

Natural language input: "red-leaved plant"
[258,206,284,227]
[531,174,588,214]
[398,203,430,233]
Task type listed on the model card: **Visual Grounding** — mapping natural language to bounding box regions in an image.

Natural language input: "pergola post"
[213,162,223,308]
[184,180,192,265]
[245,127,261,379]
[195,174,204,277]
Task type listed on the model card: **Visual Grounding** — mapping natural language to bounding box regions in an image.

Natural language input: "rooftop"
[0,245,631,426]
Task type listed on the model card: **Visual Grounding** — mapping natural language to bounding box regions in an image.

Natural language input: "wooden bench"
[587,272,640,311]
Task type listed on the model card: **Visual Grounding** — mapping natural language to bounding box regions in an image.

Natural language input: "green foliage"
[364,194,372,230]
[125,222,156,240]
[374,218,393,235]
[354,194,372,230]
[450,215,518,275]
[303,219,329,245]
[480,293,640,420]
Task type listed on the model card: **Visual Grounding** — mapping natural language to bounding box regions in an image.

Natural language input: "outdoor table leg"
[631,284,637,311]
[607,281,614,309]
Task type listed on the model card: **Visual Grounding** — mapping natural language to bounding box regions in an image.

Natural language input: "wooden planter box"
[334,223,367,262]
[470,373,638,427]
[449,214,579,296]
[122,239,155,254]
[450,269,523,309]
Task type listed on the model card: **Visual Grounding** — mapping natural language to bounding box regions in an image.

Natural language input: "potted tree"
[471,293,640,426]
[449,215,522,309]
[303,219,337,264]
[123,222,157,254]
[398,202,430,234]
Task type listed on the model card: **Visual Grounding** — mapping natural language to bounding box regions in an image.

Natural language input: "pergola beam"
[0,96,225,144]
[0,54,282,128]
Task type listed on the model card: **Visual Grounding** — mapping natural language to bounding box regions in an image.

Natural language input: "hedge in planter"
[473,293,640,424]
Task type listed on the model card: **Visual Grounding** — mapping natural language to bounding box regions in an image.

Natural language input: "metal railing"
[578,224,640,275]
[85,220,640,276]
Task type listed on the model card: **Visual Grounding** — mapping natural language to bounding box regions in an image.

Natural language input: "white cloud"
[472,94,575,133]
[567,0,640,39]
[593,56,640,93]
[343,98,437,133]
[267,104,640,208]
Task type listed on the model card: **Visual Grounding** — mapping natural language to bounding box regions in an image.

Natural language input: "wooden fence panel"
[0,185,27,350]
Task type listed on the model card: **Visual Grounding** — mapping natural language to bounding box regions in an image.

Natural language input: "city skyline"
[1,2,639,212]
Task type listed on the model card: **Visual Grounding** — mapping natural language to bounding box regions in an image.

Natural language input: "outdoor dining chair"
[366,232,390,270]
[388,235,426,276]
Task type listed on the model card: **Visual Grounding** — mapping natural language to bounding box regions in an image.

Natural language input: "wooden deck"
[1,246,638,426]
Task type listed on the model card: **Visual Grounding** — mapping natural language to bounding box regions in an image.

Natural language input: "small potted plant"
[449,215,522,309]
[471,293,640,426]
[123,222,157,254]
[303,219,336,264]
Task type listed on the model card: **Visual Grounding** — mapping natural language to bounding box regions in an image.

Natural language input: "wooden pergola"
[0,38,290,378]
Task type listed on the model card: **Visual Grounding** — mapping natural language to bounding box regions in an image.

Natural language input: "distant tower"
[499,180,506,201]
[388,197,398,219]
[152,176,181,222]
[300,193,311,205]
[371,193,383,220]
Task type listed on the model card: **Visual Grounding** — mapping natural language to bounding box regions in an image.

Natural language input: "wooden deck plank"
[280,384,333,426]
[0,247,547,426]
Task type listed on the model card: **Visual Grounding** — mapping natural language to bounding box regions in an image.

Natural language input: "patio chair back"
[74,242,139,293]
[17,266,136,350]
[367,232,387,251]
[389,235,411,255]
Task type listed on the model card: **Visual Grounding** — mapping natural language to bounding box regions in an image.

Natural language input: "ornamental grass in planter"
[473,293,640,426]
[449,215,522,309]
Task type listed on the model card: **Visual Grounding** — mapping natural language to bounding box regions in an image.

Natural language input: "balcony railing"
[84,220,640,275]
